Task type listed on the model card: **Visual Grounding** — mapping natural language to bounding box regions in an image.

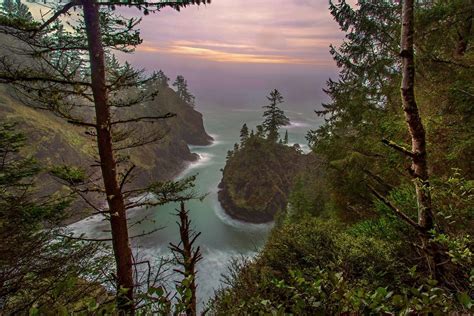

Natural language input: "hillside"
[0,84,212,223]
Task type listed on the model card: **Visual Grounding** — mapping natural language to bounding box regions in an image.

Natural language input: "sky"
[117,0,356,111]
[29,0,357,111]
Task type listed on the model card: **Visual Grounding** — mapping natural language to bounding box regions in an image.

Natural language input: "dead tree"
[372,0,439,278]
[169,202,202,316]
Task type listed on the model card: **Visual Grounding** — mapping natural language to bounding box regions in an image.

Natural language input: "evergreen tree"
[1,0,32,20]
[0,0,210,313]
[233,143,239,152]
[256,125,264,138]
[240,123,249,144]
[262,89,290,142]
[156,69,170,87]
[283,130,289,144]
[173,75,195,106]
[0,122,108,313]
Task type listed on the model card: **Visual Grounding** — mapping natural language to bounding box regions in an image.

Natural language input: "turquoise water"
[69,105,322,306]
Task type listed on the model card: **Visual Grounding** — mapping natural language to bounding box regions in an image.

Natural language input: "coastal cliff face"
[0,85,212,223]
[218,136,308,223]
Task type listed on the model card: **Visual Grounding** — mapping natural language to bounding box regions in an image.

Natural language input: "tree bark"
[400,0,436,275]
[82,0,135,312]
[454,0,473,57]
[170,202,201,316]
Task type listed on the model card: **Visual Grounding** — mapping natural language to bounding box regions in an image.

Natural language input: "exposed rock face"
[0,85,212,224]
[218,137,308,223]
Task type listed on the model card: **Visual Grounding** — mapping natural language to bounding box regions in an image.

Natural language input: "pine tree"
[0,122,108,313]
[156,70,170,87]
[173,75,195,106]
[240,123,249,144]
[0,0,210,313]
[256,125,264,138]
[1,0,32,20]
[283,130,289,144]
[262,89,290,142]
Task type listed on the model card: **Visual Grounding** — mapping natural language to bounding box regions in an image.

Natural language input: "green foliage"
[1,0,32,21]
[156,69,170,87]
[432,169,474,234]
[0,120,112,314]
[173,75,195,106]
[262,89,290,142]
[212,216,472,315]
[239,123,249,144]
[220,133,305,222]
[50,165,87,185]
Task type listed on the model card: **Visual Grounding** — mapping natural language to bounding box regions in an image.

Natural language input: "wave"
[284,110,304,116]
[211,193,275,232]
[131,244,260,310]
[231,108,261,113]
[285,121,312,129]
[189,134,227,149]
[177,152,215,179]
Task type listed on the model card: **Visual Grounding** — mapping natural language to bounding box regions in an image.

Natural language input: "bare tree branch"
[32,0,81,37]
[382,138,415,157]
[368,184,423,232]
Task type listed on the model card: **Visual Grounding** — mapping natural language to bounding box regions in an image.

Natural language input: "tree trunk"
[170,202,201,316]
[400,0,436,275]
[454,0,473,57]
[82,0,135,312]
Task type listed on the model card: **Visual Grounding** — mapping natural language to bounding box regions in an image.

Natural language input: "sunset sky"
[118,0,357,110]
[29,0,357,110]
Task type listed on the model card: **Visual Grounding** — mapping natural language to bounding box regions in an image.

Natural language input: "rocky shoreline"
[217,136,310,224]
[217,181,277,224]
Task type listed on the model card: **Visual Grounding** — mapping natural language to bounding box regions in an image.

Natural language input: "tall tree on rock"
[173,75,195,106]
[262,89,290,142]
[240,123,249,144]
[0,0,210,313]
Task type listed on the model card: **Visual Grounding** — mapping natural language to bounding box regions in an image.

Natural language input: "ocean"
[68,104,323,308]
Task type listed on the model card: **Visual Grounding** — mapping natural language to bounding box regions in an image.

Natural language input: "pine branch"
[382,138,414,157]
[32,0,81,37]
[110,113,175,125]
[367,184,423,232]
[119,164,136,191]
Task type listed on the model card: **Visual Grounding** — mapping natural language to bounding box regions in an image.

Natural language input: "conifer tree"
[262,89,290,142]
[0,122,108,313]
[173,75,195,106]
[256,125,264,138]
[0,0,32,20]
[0,0,210,313]
[283,130,289,144]
[156,69,170,87]
[240,123,249,144]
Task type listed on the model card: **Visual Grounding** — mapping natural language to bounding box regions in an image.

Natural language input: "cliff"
[0,84,212,224]
[218,136,309,223]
